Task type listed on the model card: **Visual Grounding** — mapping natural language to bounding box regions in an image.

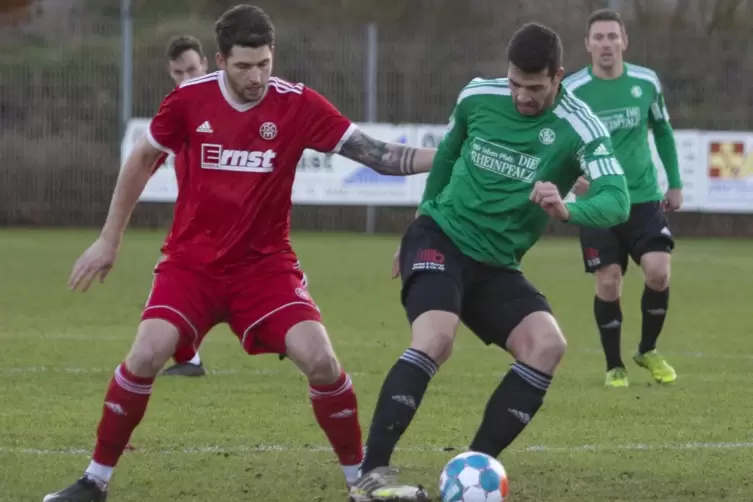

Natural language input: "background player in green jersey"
[349,23,630,502]
[563,9,682,388]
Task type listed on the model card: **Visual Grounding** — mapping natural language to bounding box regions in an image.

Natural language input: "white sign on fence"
[292,124,416,205]
[121,119,753,213]
[698,132,753,213]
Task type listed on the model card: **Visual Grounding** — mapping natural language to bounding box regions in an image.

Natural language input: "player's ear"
[215,52,226,70]
[201,56,209,72]
[622,31,629,52]
[554,67,565,84]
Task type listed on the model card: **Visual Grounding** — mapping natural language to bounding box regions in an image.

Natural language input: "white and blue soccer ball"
[439,451,509,502]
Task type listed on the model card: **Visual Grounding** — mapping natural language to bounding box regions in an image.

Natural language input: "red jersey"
[145,71,355,270]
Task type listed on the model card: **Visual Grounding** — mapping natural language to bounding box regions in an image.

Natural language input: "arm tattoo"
[339,130,417,175]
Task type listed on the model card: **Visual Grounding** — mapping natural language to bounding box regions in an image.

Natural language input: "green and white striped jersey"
[419,77,629,270]
[563,63,672,203]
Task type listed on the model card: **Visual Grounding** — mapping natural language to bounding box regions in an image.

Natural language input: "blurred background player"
[349,23,629,501]
[156,35,210,377]
[44,4,435,501]
[563,9,682,388]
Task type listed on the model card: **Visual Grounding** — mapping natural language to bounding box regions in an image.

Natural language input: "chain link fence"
[2,0,753,234]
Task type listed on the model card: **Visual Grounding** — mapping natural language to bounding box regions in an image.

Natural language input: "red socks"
[92,364,154,467]
[309,371,363,467]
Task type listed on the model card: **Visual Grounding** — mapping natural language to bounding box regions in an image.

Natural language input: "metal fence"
[2,0,753,233]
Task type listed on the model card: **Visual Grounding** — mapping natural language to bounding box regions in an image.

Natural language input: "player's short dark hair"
[165,35,205,61]
[214,4,275,57]
[507,23,563,78]
[587,8,625,36]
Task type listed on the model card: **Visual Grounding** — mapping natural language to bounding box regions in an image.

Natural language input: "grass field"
[1,229,752,501]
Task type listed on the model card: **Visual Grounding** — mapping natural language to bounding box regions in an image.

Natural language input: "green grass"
[1,229,752,501]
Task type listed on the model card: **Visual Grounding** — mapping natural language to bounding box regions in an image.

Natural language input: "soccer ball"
[438,451,509,502]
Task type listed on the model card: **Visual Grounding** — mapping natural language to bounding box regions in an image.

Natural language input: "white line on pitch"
[1,441,753,457]
[0,366,737,382]
[1,332,751,361]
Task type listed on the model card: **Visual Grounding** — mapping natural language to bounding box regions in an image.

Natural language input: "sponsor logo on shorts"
[200,143,276,172]
[412,248,445,272]
[584,247,601,268]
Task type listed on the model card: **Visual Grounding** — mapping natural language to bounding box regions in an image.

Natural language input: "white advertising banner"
[291,124,416,205]
[650,129,702,212]
[120,119,179,203]
[121,119,753,213]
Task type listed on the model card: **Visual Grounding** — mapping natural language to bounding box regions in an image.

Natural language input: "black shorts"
[579,201,675,274]
[399,215,552,349]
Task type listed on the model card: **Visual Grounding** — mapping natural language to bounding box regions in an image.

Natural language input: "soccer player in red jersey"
[153,35,211,377]
[43,5,435,502]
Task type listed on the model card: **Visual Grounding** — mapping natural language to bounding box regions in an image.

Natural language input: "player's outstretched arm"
[101,136,163,243]
[339,129,435,175]
[68,136,161,292]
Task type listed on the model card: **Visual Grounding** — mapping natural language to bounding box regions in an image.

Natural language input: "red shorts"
[141,254,321,355]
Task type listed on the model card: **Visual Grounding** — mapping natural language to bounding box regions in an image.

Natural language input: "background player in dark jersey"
[157,35,210,377]
[350,23,630,502]
[43,5,435,502]
[563,9,681,388]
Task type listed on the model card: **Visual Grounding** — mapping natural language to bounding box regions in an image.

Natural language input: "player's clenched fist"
[529,181,570,221]
[68,237,119,292]
[573,175,590,196]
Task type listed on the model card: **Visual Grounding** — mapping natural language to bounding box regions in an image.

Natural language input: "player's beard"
[243,84,266,102]
[229,76,266,103]
[516,101,541,116]
[516,89,557,116]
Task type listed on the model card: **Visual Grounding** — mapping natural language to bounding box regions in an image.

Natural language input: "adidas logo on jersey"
[593,143,610,156]
[201,143,276,172]
[196,121,213,134]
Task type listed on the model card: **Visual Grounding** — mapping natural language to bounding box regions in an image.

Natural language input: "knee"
[301,350,341,385]
[410,311,459,367]
[507,313,567,375]
[285,321,341,385]
[535,329,567,368]
[125,319,180,377]
[595,265,623,301]
[643,259,671,291]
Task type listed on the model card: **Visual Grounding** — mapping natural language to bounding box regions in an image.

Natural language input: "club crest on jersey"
[631,85,643,98]
[200,143,276,173]
[259,122,277,140]
[538,128,556,145]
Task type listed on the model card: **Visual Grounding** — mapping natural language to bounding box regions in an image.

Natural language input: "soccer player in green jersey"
[349,23,630,502]
[563,9,682,388]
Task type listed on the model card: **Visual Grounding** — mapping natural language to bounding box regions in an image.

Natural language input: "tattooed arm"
[338,128,436,175]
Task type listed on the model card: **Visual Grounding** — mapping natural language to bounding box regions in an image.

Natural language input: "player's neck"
[591,62,624,80]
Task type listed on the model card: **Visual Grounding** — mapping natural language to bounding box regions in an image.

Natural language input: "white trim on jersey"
[218,70,267,112]
[457,83,511,104]
[179,71,219,89]
[145,127,175,157]
[554,95,610,144]
[269,77,304,94]
[625,63,662,93]
[332,123,358,154]
[562,68,592,92]
[585,158,624,180]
